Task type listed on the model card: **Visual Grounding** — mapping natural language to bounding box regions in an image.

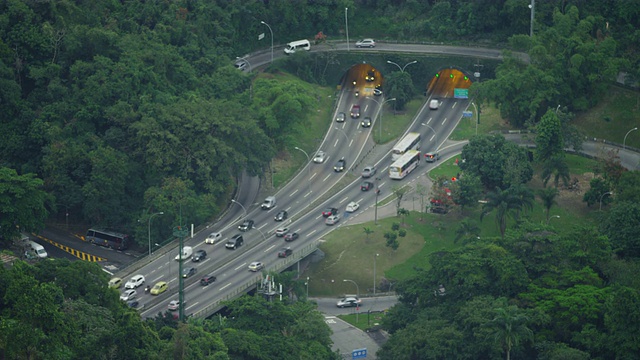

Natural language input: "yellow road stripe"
[33,234,107,262]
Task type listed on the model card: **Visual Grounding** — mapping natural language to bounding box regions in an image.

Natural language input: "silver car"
[325,214,340,225]
[355,39,376,48]
[361,165,377,178]
[313,151,327,163]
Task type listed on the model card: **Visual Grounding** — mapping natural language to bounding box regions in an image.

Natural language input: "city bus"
[391,132,420,161]
[389,150,421,180]
[86,229,130,250]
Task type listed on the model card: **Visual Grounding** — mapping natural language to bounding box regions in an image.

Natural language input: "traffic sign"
[454,88,469,99]
[462,111,473,118]
[352,348,367,359]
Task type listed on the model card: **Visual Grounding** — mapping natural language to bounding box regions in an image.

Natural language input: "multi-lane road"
[123,66,469,318]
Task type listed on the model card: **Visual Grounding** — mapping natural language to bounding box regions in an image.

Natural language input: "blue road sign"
[352,348,367,359]
[462,111,473,118]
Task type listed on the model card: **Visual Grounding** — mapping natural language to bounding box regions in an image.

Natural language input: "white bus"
[391,132,420,161]
[389,150,421,180]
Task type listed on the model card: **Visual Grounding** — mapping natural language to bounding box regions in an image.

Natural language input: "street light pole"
[373,253,379,295]
[305,277,309,298]
[374,176,381,225]
[236,56,252,73]
[470,102,479,136]
[546,215,560,225]
[294,147,312,196]
[623,127,638,150]
[370,97,396,143]
[231,199,247,220]
[386,60,417,73]
[148,212,163,256]
[421,123,438,151]
[260,21,273,63]
[345,8,349,51]
[343,279,359,297]
[529,0,535,37]
[599,191,612,211]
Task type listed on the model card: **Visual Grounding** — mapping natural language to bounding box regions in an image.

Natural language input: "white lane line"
[349,139,354,147]
[289,189,298,197]
[427,117,433,125]
[219,283,231,291]
[264,244,276,252]
[339,197,349,204]
[307,229,317,237]
[234,263,247,271]
[304,190,312,198]
[452,102,457,109]
[323,174,332,182]
[310,172,318,180]
[186,302,199,311]
[334,139,339,147]
[429,134,436,142]
[442,117,447,125]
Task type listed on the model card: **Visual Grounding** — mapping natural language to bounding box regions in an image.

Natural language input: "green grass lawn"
[338,312,386,331]
[449,102,514,140]
[572,85,640,149]
[374,98,426,144]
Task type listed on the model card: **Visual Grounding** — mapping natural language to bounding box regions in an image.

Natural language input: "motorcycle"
[144,286,150,294]
[355,90,359,97]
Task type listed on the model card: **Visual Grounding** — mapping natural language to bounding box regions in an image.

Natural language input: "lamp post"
[599,191,612,211]
[529,0,535,37]
[231,199,247,220]
[623,127,638,150]
[373,253,380,295]
[294,146,312,196]
[369,97,396,142]
[260,21,273,63]
[374,176,381,225]
[420,123,438,151]
[254,226,267,242]
[305,277,309,298]
[555,104,561,114]
[546,215,560,225]
[386,60,417,73]
[148,212,164,256]
[345,8,349,51]
[343,279,359,297]
[333,127,350,143]
[469,102,480,136]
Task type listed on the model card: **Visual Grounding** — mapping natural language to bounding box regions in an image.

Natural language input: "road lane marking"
[310,172,318,180]
[304,190,312,198]
[334,139,339,147]
[307,229,317,236]
[289,189,298,197]
[339,197,349,204]
[323,174,331,182]
[219,283,231,291]
[427,117,432,125]
[452,102,457,109]
[442,117,447,125]
[265,244,276,252]
[234,263,247,271]
[429,134,436,142]
[186,302,199,311]
[349,139,354,147]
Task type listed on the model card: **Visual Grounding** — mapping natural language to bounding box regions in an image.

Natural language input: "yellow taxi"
[150,281,168,295]
[108,277,122,289]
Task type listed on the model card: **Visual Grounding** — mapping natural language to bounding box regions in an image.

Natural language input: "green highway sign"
[454,88,469,99]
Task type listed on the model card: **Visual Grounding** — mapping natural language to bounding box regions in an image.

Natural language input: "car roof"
[155,281,167,286]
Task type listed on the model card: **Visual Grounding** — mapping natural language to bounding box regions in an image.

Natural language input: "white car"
[429,99,439,110]
[248,261,264,272]
[313,151,327,164]
[346,202,360,213]
[325,214,340,225]
[275,227,289,237]
[205,232,221,244]
[120,289,137,301]
[355,38,376,48]
[125,274,145,289]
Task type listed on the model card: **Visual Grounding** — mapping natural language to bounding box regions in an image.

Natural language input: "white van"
[29,241,48,258]
[261,196,276,210]
[174,246,193,261]
[284,39,311,54]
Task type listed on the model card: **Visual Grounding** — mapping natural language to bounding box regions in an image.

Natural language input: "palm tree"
[541,155,571,188]
[486,304,533,360]
[363,227,374,241]
[509,184,534,220]
[537,186,559,222]
[454,218,480,244]
[481,187,523,240]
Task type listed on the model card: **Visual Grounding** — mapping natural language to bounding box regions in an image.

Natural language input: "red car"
[322,207,338,217]
[278,247,293,258]
[350,104,361,118]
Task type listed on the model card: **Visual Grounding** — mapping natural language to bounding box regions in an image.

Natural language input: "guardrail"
[191,240,320,319]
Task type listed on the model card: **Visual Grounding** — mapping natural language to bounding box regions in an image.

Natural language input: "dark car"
[284,232,299,242]
[274,210,288,222]
[182,267,197,278]
[334,158,346,172]
[361,117,372,128]
[225,234,244,249]
[192,249,207,262]
[200,275,217,286]
[336,112,346,122]
[127,300,140,308]
[238,219,254,231]
[361,181,374,191]
[366,70,375,82]
[322,207,338,217]
[350,104,361,118]
[278,247,293,258]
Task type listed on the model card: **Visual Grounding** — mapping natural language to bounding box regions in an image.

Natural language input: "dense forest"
[1,1,640,358]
